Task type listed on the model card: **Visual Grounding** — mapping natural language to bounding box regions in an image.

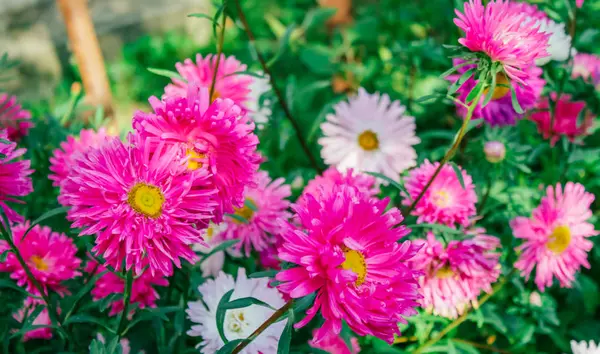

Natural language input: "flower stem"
[117,269,134,336]
[233,0,324,173]
[231,299,294,354]
[209,0,228,101]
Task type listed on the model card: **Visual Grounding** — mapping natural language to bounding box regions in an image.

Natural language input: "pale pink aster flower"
[484,141,506,163]
[0,129,33,224]
[222,171,291,256]
[572,53,600,87]
[0,222,81,300]
[530,94,594,146]
[570,340,600,354]
[454,0,550,85]
[133,85,260,221]
[187,268,286,354]
[96,334,131,354]
[512,182,598,291]
[0,94,33,141]
[49,128,110,188]
[165,53,253,110]
[298,167,379,206]
[319,88,419,183]
[276,185,422,344]
[13,304,52,341]
[403,160,477,228]
[59,134,218,276]
[192,222,228,277]
[408,232,501,319]
[309,330,361,354]
[246,71,272,125]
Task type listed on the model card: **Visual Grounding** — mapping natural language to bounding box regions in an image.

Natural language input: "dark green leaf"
[406,223,464,235]
[216,289,235,343]
[147,68,184,82]
[449,162,465,189]
[301,7,337,30]
[277,308,295,354]
[222,70,267,79]
[216,339,246,354]
[465,80,484,103]
[248,270,278,279]
[510,84,524,114]
[244,199,258,211]
[63,314,116,333]
[0,249,9,262]
[223,296,275,311]
[267,25,296,68]
[200,240,240,262]
[448,68,474,96]
[22,207,69,242]
[0,279,42,299]
[63,270,108,322]
[225,213,248,224]
[364,171,409,199]
[212,4,226,38]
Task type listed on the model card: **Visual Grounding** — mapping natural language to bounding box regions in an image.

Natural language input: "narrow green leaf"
[406,223,464,235]
[277,309,295,354]
[22,206,69,241]
[267,25,296,68]
[188,13,215,21]
[200,240,239,262]
[123,308,173,335]
[0,138,11,144]
[439,60,475,78]
[225,213,248,224]
[482,69,497,107]
[364,171,409,199]
[449,162,465,189]
[222,70,267,79]
[301,7,337,30]
[216,339,246,354]
[244,199,258,211]
[510,84,524,114]
[63,270,108,322]
[223,296,275,311]
[216,289,235,343]
[63,314,116,333]
[0,249,9,262]
[147,68,184,82]
[0,279,42,299]
[414,93,443,103]
[248,270,278,279]
[212,4,226,38]
[465,80,484,103]
[448,68,474,96]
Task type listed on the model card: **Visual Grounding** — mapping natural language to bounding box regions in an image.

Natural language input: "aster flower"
[187,268,286,354]
[572,53,600,87]
[484,141,506,163]
[221,171,291,256]
[133,85,260,221]
[0,94,33,141]
[408,232,501,319]
[164,53,253,110]
[533,19,573,65]
[59,135,218,276]
[454,0,550,85]
[298,167,379,206]
[576,0,584,7]
[449,61,544,126]
[246,72,272,125]
[570,340,600,354]
[192,222,228,277]
[0,129,33,224]
[512,182,597,291]
[85,259,168,316]
[0,222,81,300]
[13,304,52,341]
[403,160,477,228]
[49,128,110,188]
[318,88,419,182]
[276,185,422,344]
[530,94,594,146]
[309,330,361,354]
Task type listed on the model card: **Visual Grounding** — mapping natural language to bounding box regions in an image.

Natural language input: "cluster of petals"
[13,304,52,341]
[298,167,379,206]
[403,160,477,228]
[0,129,33,224]
[276,184,422,344]
[511,182,597,291]
[193,222,229,277]
[0,94,33,141]
[408,232,501,319]
[309,330,361,354]
[572,53,600,87]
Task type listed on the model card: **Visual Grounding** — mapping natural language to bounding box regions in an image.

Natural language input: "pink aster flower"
[576,0,584,7]
[193,222,229,277]
[572,53,600,87]
[0,222,81,300]
[222,171,291,256]
[164,53,253,110]
[0,129,33,224]
[298,167,379,206]
[133,85,260,221]
[403,160,477,228]
[511,182,598,291]
[0,94,33,141]
[530,94,594,146]
[59,134,218,276]
[449,61,545,126]
[454,0,550,85]
[276,185,422,344]
[408,232,500,319]
[309,330,361,354]
[13,304,52,341]
[85,258,168,316]
[49,128,110,188]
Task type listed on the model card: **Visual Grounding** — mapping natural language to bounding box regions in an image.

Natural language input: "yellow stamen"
[206,226,215,241]
[187,150,206,170]
[128,183,165,218]
[30,255,48,271]
[547,225,571,254]
[357,130,379,151]
[483,72,510,100]
[341,247,367,286]
[436,265,455,279]
[211,90,220,102]
[232,198,256,224]
[432,190,451,208]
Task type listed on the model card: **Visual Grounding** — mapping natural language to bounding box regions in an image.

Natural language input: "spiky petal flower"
[0,94,33,141]
[530,94,594,146]
[0,129,33,224]
[319,88,419,183]
[454,0,550,84]
[187,268,286,354]
[572,53,600,87]
[403,160,477,228]
[13,304,52,341]
[576,0,584,8]
[59,135,218,276]
[511,182,597,291]
[276,185,422,344]
[408,232,500,319]
[309,330,361,354]
[49,128,110,188]
[85,259,168,316]
[133,86,260,221]
[298,167,379,206]
[165,53,253,110]
[0,223,81,300]
[570,340,600,354]
[192,222,228,277]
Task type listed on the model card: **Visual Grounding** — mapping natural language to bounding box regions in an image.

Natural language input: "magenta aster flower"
[309,330,361,354]
[408,232,500,319]
[454,0,550,85]
[59,134,218,276]
[164,53,253,109]
[85,259,169,316]
[133,86,260,221]
[530,94,594,146]
[511,182,598,291]
[576,0,584,7]
[49,128,110,188]
[403,160,477,228]
[276,185,422,344]
[0,93,33,141]
[298,167,379,206]
[572,53,600,87]
[0,222,81,300]
[13,304,52,341]
[449,60,545,126]
[0,129,33,224]
[222,171,291,256]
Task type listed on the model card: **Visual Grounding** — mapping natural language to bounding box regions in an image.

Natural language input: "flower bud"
[484,141,506,163]
[529,291,542,307]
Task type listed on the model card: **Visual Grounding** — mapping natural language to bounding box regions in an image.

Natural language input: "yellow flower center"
[432,189,451,208]
[232,199,256,224]
[187,149,206,170]
[128,183,165,218]
[436,265,455,279]
[206,226,215,241]
[484,72,510,100]
[547,225,571,254]
[357,130,379,151]
[211,90,220,102]
[341,247,367,286]
[30,255,49,271]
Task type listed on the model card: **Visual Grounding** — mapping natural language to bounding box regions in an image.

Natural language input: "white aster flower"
[532,18,573,66]
[246,72,272,126]
[569,340,600,354]
[193,222,228,277]
[318,87,419,183]
[187,268,286,354]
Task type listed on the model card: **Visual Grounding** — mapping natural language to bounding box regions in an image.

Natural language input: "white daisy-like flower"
[187,268,286,354]
[246,72,272,126]
[318,87,419,183]
[532,18,573,66]
[193,222,229,278]
[569,340,600,354]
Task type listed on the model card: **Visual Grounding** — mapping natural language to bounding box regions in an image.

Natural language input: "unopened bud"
[484,141,506,163]
[529,291,542,307]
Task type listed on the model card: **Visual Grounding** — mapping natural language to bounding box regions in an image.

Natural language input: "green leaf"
[448,68,474,96]
[223,296,275,311]
[0,138,11,144]
[439,60,475,78]
[22,206,69,241]
[0,249,9,262]
[188,13,216,22]
[248,270,278,279]
[0,279,42,299]
[222,70,267,79]
[364,171,410,199]
[212,3,226,38]
[277,308,295,354]
[299,45,335,74]
[216,289,235,343]
[465,80,484,103]
[216,339,246,354]
[510,84,524,114]
[244,199,258,211]
[123,307,174,335]
[63,270,109,322]
[225,213,248,224]
[406,223,464,235]
[267,25,296,68]
[449,162,465,189]
[147,68,184,82]
[63,314,116,333]
[200,240,240,262]
[301,7,337,30]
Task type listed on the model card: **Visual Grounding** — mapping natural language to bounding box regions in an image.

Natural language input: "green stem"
[209,0,228,101]
[116,270,134,337]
